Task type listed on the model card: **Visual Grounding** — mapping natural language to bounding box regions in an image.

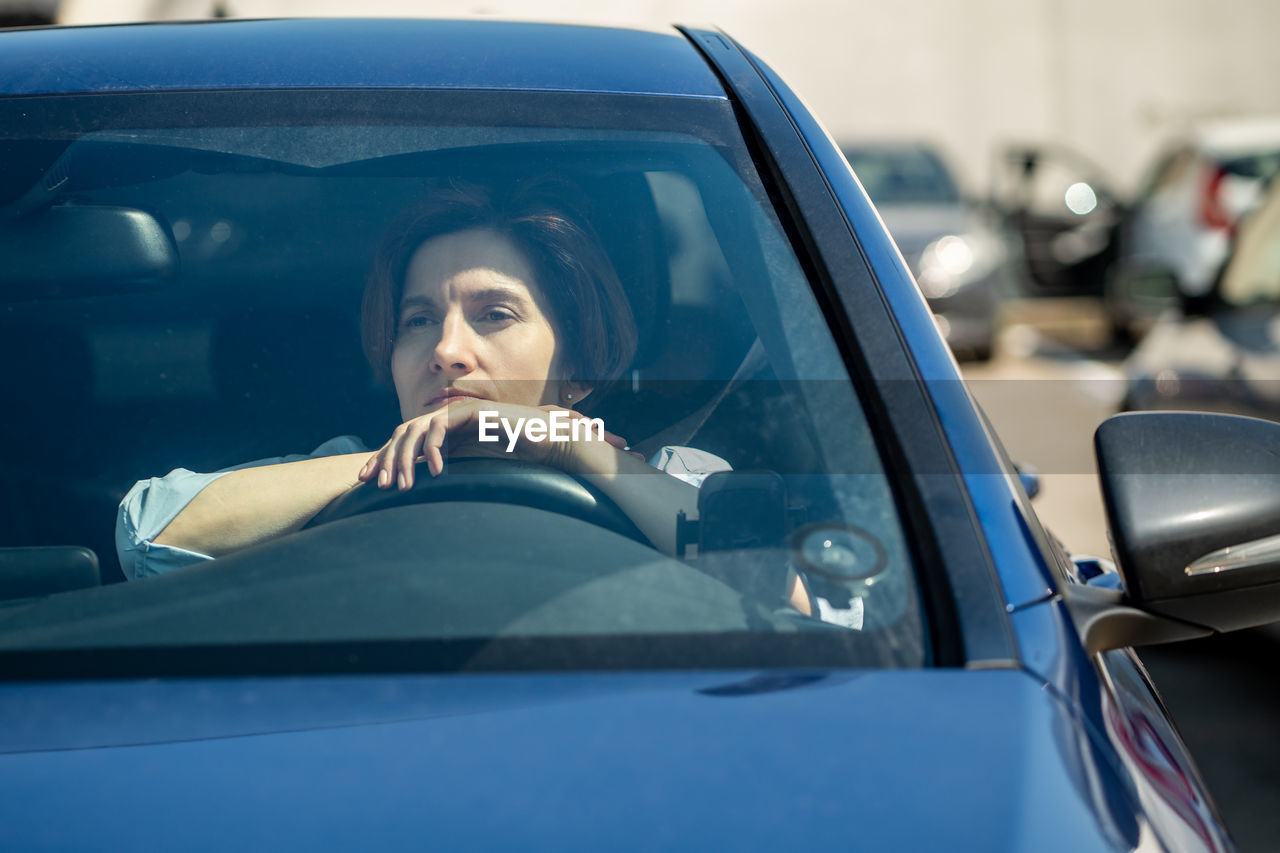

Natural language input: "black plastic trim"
[0,633,907,680]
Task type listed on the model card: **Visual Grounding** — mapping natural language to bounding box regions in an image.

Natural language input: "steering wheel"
[305,456,649,544]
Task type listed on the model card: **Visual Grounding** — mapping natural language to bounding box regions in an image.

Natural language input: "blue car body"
[0,19,1230,851]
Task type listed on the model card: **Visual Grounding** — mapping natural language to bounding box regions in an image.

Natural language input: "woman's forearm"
[566,441,699,556]
[571,443,811,613]
[153,453,371,557]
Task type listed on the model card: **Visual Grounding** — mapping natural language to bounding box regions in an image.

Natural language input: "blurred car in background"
[0,0,55,27]
[1106,117,1280,340]
[843,142,1013,360]
[1125,173,1280,417]
[997,118,1280,344]
[993,143,1124,304]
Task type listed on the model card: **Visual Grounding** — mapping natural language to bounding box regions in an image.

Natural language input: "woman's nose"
[429,314,477,375]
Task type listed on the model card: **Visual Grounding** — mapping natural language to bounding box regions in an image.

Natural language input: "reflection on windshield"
[0,97,927,672]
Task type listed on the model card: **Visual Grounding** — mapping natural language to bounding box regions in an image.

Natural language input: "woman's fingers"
[400,409,465,487]
[364,402,641,489]
[395,418,428,490]
[423,415,450,477]
[402,407,464,484]
[360,416,429,491]
[363,403,474,488]
[374,438,397,488]
[372,424,408,489]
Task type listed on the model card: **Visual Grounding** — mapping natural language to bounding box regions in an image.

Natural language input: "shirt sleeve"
[647,445,733,488]
[116,435,369,580]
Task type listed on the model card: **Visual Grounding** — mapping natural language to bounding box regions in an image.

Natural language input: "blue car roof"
[0,18,729,98]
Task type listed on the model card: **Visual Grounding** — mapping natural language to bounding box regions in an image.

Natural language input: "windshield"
[0,91,927,674]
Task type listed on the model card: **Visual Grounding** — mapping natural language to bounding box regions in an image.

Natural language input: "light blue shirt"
[116,438,731,580]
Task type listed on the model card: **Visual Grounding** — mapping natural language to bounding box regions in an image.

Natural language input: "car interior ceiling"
[0,139,820,589]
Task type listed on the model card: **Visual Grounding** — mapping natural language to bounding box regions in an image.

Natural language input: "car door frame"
[680,26,1032,669]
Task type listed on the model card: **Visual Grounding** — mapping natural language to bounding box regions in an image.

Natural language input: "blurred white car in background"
[1106,117,1280,337]
[996,118,1280,346]
[1125,173,1280,417]
[843,142,1013,360]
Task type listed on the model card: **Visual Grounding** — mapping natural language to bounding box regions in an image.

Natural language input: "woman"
[116,180,734,580]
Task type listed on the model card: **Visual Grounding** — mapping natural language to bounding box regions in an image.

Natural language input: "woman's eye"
[482,310,515,323]
[402,315,435,330]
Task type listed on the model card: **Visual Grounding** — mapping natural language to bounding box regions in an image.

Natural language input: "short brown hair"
[362,179,638,392]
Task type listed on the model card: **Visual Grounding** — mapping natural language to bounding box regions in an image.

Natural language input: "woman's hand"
[358,398,636,491]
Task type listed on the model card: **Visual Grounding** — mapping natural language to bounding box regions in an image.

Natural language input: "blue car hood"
[0,668,1137,851]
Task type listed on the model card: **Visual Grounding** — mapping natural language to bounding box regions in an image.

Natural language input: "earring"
[565,392,574,402]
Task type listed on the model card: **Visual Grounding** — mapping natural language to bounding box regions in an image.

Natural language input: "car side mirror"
[1076,411,1280,653]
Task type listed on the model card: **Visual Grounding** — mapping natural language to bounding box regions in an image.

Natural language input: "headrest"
[577,172,670,371]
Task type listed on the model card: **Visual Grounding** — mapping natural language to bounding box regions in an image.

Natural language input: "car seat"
[0,323,121,580]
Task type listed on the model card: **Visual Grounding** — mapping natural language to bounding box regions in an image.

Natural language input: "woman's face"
[390,227,576,422]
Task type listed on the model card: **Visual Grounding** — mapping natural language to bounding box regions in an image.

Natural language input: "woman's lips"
[426,389,485,407]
